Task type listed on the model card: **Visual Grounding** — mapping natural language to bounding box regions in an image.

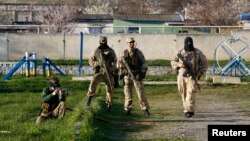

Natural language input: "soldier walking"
[86,36,117,111]
[118,37,150,116]
[171,37,207,118]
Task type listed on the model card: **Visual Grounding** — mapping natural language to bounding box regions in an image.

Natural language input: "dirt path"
[154,102,250,141]
[124,94,250,141]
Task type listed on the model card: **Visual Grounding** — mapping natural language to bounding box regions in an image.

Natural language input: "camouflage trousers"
[177,75,197,113]
[87,72,114,105]
[36,102,66,124]
[124,76,149,111]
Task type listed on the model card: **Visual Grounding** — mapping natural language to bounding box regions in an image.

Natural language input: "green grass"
[1,75,250,140]
[145,74,177,81]
[146,60,171,66]
[0,91,92,140]
[0,75,188,140]
[0,75,94,141]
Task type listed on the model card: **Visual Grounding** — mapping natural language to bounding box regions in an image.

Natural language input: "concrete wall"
[1,30,250,61]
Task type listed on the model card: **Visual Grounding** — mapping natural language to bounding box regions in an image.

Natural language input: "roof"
[113,14,184,22]
[75,14,184,23]
[76,14,113,22]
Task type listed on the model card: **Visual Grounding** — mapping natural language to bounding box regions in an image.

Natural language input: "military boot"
[86,96,93,106]
[106,104,112,112]
[36,116,46,124]
[144,109,151,117]
[189,112,194,117]
[184,112,195,118]
[125,110,131,116]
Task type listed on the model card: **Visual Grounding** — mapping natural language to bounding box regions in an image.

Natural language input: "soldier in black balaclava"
[98,36,109,50]
[171,36,208,118]
[184,36,195,52]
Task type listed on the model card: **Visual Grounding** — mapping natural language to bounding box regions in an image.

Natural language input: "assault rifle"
[56,88,68,101]
[121,56,136,81]
[57,88,73,111]
[177,53,200,91]
[98,49,113,91]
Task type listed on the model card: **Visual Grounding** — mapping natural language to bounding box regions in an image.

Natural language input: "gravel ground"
[154,102,250,141]
[125,95,250,141]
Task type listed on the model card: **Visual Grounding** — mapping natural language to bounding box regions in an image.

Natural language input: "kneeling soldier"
[36,77,66,124]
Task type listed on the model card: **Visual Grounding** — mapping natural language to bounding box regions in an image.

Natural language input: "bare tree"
[7,0,80,4]
[2,0,187,15]
[113,0,185,14]
[34,5,78,33]
[82,3,113,14]
[185,0,249,25]
[114,0,141,14]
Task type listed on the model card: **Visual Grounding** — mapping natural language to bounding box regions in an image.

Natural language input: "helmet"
[49,77,60,87]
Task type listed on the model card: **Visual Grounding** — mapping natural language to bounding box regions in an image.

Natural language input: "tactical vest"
[99,47,114,67]
[183,50,197,75]
[124,48,141,74]
[93,47,115,74]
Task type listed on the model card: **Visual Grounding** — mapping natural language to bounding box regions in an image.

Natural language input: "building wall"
[1,31,250,61]
[113,19,165,33]
[72,23,113,34]
[0,11,14,24]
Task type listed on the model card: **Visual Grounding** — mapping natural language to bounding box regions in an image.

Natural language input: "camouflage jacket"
[89,46,117,74]
[118,48,148,77]
[41,86,66,111]
[171,48,208,77]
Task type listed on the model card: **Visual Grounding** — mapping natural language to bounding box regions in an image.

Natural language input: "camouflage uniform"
[171,46,207,117]
[87,39,117,107]
[36,85,66,124]
[118,38,149,115]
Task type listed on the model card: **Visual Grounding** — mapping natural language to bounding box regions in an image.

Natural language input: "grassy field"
[1,75,250,141]
[0,75,95,141]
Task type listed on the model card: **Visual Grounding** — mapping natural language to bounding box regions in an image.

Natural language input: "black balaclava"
[99,43,109,50]
[184,37,195,52]
[99,36,109,50]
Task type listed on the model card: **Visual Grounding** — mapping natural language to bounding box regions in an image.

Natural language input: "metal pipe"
[32,52,37,76]
[78,32,84,76]
[25,52,30,77]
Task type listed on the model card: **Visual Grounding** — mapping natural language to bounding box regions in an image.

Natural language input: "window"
[89,27,102,34]
[128,27,139,33]
[178,30,188,33]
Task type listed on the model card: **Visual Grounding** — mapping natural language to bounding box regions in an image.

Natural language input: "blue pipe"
[25,52,30,77]
[78,32,84,76]
[2,57,26,80]
[42,57,47,77]
[46,58,65,76]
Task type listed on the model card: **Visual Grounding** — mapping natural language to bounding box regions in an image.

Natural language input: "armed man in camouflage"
[36,77,66,124]
[171,37,207,118]
[86,36,117,111]
[118,37,150,116]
